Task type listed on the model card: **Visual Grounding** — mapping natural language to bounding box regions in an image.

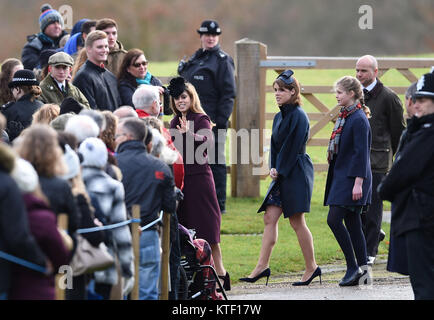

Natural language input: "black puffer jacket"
[1,94,43,141]
[21,31,68,70]
[0,143,46,294]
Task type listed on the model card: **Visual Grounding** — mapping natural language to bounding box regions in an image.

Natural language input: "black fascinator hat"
[168,77,187,99]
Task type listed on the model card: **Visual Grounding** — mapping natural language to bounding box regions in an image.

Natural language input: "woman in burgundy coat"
[9,158,71,300]
[168,77,230,290]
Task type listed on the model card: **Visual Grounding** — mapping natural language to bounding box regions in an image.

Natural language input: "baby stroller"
[177,224,228,300]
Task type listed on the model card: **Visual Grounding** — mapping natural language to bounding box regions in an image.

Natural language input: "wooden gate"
[231,38,434,197]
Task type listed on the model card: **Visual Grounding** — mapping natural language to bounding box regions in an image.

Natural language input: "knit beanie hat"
[11,158,39,193]
[39,4,64,33]
[79,137,108,168]
[61,144,81,180]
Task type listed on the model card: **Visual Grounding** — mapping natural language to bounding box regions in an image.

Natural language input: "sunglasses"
[132,61,148,68]
[277,69,295,85]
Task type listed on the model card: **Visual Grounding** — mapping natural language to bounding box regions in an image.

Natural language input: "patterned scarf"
[327,103,362,163]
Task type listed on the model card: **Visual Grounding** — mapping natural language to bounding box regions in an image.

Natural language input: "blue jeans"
[139,229,160,300]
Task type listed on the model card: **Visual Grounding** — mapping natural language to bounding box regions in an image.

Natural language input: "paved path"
[227,255,414,300]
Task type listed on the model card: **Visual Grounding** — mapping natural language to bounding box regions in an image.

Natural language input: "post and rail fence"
[230,38,434,198]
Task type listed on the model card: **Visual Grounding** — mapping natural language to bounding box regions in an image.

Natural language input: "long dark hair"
[0,58,23,104]
[118,48,145,86]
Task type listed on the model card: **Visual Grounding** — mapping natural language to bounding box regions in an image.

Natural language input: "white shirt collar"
[364,78,377,92]
[52,77,66,90]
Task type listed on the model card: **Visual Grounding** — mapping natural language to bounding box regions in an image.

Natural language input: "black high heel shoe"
[292,266,322,286]
[239,268,271,286]
[218,272,231,291]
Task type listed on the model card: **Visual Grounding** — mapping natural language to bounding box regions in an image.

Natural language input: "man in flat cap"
[178,19,236,214]
[39,52,90,110]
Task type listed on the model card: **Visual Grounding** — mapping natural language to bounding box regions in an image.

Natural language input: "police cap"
[197,20,221,35]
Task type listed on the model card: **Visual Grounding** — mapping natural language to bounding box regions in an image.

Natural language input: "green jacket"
[39,75,91,109]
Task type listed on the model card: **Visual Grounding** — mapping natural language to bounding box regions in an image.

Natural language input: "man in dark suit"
[355,55,406,265]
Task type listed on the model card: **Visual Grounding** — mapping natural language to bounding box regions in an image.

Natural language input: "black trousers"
[362,172,385,257]
[405,228,434,300]
[210,126,227,212]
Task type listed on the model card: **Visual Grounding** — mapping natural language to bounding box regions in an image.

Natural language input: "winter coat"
[378,113,434,236]
[324,108,372,206]
[106,40,127,76]
[9,193,70,300]
[1,94,43,141]
[170,111,221,244]
[81,167,134,285]
[115,140,176,226]
[72,60,121,111]
[0,143,46,294]
[364,80,406,173]
[258,104,314,216]
[39,75,90,109]
[178,44,236,128]
[118,73,172,115]
[39,175,80,249]
[21,31,68,70]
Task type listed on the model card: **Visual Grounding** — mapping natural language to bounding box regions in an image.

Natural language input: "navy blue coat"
[258,104,314,217]
[324,109,372,206]
[116,140,176,226]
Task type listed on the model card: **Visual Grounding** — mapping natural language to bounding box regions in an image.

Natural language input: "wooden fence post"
[55,213,68,300]
[232,38,267,197]
[131,205,140,300]
[160,212,171,300]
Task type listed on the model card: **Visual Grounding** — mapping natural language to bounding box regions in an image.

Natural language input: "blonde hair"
[32,103,60,125]
[334,76,371,118]
[71,48,87,80]
[17,124,66,178]
[85,30,107,48]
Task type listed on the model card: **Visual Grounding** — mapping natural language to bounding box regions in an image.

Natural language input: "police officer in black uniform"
[178,20,236,213]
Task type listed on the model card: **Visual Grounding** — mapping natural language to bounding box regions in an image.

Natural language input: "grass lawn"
[150,55,432,283]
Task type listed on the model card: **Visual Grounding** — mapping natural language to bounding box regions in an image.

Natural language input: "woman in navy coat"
[324,76,372,286]
[240,70,320,286]
[168,77,230,290]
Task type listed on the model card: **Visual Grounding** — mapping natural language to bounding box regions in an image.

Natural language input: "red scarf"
[327,103,362,163]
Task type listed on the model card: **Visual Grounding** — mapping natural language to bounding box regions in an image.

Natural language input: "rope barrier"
[140,211,163,232]
[76,218,141,234]
[0,251,46,274]
[0,211,165,273]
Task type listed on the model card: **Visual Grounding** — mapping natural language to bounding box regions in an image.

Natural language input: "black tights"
[327,206,368,275]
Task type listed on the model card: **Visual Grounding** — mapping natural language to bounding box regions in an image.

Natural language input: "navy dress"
[258,104,314,218]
